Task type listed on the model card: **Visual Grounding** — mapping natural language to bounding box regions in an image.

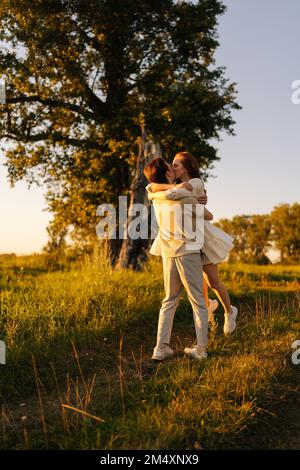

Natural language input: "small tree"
[270,203,300,264]
[216,214,272,264]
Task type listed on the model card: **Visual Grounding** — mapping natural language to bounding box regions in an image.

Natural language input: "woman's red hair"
[174,151,201,179]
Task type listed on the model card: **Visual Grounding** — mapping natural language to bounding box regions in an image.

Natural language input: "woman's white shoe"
[223,306,238,335]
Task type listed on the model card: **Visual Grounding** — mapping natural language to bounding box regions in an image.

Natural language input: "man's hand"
[177,182,193,191]
[197,189,208,205]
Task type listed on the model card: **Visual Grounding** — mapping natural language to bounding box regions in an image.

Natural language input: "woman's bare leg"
[202,278,209,308]
[203,263,232,314]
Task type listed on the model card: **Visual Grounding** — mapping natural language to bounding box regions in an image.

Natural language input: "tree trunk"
[115,126,161,270]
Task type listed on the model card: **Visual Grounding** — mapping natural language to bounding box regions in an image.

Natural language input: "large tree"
[0,0,240,262]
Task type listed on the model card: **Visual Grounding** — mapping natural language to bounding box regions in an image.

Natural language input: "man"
[144,157,208,362]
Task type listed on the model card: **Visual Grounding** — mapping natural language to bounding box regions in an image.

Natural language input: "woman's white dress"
[146,178,234,264]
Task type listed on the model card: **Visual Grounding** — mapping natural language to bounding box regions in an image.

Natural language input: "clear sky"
[207,0,300,219]
[0,0,300,254]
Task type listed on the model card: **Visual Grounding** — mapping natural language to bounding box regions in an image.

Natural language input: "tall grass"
[0,250,299,449]
[1,246,162,357]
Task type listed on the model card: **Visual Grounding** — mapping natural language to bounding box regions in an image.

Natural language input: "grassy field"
[0,249,299,450]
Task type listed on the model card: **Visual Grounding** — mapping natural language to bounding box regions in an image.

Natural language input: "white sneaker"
[184,346,208,361]
[224,306,238,335]
[208,299,219,324]
[152,344,174,361]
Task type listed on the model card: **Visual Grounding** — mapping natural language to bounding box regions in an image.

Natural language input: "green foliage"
[0,0,240,247]
[216,214,272,265]
[216,203,300,265]
[270,203,300,264]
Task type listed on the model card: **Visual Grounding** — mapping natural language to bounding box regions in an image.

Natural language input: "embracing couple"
[143,151,238,362]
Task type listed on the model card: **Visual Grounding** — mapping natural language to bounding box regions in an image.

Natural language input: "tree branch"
[0,130,103,150]
[6,95,100,122]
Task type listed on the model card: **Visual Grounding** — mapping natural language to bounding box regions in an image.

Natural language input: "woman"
[146,151,238,335]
